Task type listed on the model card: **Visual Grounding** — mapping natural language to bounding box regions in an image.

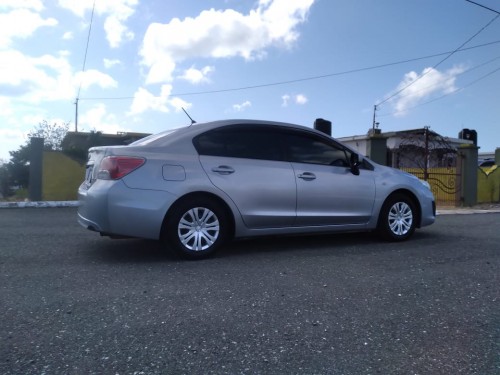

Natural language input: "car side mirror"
[350,153,360,176]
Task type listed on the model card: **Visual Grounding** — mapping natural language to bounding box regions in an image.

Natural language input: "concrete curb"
[437,209,500,215]
[0,201,79,208]
[1,201,500,216]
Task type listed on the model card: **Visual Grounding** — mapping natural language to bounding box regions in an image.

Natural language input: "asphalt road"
[1,208,499,375]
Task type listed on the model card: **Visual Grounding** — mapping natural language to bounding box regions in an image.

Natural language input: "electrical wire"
[465,0,500,15]
[375,13,499,108]
[78,39,500,101]
[76,0,96,99]
[377,63,500,117]
[381,55,500,106]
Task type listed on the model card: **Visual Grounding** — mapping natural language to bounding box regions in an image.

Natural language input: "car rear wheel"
[378,194,416,241]
[165,198,228,259]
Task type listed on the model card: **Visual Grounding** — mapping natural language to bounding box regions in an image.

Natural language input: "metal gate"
[400,167,462,206]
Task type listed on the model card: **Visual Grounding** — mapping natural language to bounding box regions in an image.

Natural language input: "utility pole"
[424,126,430,180]
[74,98,79,132]
[372,105,377,131]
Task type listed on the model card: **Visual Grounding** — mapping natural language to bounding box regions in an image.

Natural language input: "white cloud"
[75,69,118,90]
[390,66,465,116]
[141,0,314,84]
[0,50,71,101]
[57,0,138,48]
[0,97,14,117]
[128,85,191,115]
[0,0,44,11]
[79,103,124,134]
[103,58,122,69]
[282,93,307,106]
[0,8,57,48]
[169,97,192,112]
[232,100,252,112]
[104,13,135,48]
[62,31,73,40]
[179,66,214,84]
[281,94,290,107]
[295,94,308,105]
[0,127,23,140]
[0,50,117,103]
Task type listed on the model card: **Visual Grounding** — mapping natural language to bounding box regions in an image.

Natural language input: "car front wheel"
[165,198,228,259]
[378,194,416,241]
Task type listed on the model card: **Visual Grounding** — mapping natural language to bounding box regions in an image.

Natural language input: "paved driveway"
[1,208,499,374]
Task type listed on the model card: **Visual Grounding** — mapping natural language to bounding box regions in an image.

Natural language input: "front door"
[284,131,376,226]
[293,162,375,225]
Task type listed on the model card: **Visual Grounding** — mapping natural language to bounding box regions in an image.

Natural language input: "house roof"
[337,128,473,147]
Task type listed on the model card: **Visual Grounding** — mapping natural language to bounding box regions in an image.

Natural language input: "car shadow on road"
[219,231,414,259]
[85,230,436,263]
[85,238,178,263]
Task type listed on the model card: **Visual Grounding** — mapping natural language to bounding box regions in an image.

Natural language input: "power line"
[371,11,499,129]
[465,0,500,14]
[78,39,500,101]
[75,0,96,131]
[377,63,500,117]
[382,55,500,107]
[375,13,499,108]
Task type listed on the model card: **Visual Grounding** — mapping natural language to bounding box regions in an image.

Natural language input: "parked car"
[78,119,436,259]
[478,158,495,168]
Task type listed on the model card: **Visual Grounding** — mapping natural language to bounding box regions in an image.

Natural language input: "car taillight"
[97,156,145,180]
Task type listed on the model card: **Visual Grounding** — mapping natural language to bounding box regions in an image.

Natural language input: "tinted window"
[285,132,349,167]
[194,125,285,161]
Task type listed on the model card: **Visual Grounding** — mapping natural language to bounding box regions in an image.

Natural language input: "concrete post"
[458,144,478,207]
[495,148,500,165]
[29,137,44,201]
[367,133,388,166]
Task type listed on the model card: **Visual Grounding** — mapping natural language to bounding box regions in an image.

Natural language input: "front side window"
[285,132,349,167]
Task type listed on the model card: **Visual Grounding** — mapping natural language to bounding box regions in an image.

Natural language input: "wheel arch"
[378,189,422,228]
[160,191,236,241]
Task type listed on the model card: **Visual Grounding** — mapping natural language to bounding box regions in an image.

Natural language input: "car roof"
[132,119,329,147]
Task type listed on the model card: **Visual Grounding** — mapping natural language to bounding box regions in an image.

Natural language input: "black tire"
[378,194,416,241]
[164,198,228,259]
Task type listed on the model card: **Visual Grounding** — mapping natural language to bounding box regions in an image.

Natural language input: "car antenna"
[182,107,197,126]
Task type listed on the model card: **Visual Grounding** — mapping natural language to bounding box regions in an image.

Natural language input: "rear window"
[130,128,180,146]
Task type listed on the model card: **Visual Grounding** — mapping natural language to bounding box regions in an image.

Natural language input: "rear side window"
[193,125,285,161]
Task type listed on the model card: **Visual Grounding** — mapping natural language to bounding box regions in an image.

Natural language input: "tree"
[3,121,70,194]
[6,145,30,189]
[396,127,457,179]
[0,163,12,198]
[28,120,69,151]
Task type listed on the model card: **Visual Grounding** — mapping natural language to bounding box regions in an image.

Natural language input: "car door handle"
[212,165,235,175]
[297,172,316,181]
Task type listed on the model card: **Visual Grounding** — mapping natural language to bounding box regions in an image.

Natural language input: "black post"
[29,137,44,201]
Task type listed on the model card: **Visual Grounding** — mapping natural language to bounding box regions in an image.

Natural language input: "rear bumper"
[77,212,103,232]
[78,179,178,240]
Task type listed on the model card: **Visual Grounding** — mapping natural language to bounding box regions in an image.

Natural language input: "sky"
[1,0,499,162]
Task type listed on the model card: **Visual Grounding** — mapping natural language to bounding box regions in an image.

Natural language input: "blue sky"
[1,0,499,162]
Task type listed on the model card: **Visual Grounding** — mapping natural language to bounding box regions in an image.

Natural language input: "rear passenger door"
[194,125,297,229]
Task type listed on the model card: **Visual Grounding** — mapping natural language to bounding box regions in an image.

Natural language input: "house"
[338,127,474,168]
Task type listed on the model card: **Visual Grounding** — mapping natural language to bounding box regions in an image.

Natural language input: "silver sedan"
[78,119,435,259]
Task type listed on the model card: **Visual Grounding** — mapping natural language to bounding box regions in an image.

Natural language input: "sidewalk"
[437,204,500,215]
[0,201,79,208]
